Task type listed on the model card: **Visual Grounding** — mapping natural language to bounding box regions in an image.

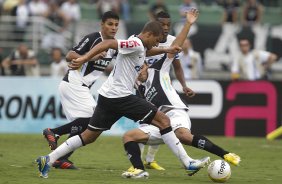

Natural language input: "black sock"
[192,135,229,158]
[124,141,144,170]
[50,118,90,136]
[55,118,89,161]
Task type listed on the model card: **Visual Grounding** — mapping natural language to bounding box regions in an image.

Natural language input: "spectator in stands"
[28,0,48,17]
[242,0,263,26]
[41,0,70,51]
[148,0,168,20]
[179,39,202,80]
[119,0,131,22]
[174,0,197,36]
[50,48,68,78]
[11,0,29,42]
[241,0,267,50]
[1,44,40,76]
[96,0,120,19]
[61,0,81,22]
[179,0,198,23]
[231,39,278,81]
[222,0,240,24]
[212,0,240,57]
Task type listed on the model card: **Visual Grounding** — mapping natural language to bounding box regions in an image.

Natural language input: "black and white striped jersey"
[64,32,117,87]
[143,58,188,110]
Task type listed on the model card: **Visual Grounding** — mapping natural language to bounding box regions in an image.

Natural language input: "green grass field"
[0,134,281,184]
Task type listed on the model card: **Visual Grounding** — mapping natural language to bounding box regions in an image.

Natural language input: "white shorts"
[138,109,191,145]
[59,81,96,122]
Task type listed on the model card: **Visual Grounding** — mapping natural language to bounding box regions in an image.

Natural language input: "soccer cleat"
[186,156,210,176]
[52,159,78,169]
[224,153,241,166]
[43,128,58,150]
[36,156,50,178]
[144,160,165,170]
[122,168,149,179]
[127,166,135,172]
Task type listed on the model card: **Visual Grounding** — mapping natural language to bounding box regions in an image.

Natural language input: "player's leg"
[36,129,103,178]
[174,128,241,166]
[144,145,165,170]
[124,96,196,173]
[36,96,117,178]
[52,117,90,169]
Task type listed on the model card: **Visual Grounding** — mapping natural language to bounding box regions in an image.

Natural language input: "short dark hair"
[156,11,170,19]
[102,11,119,22]
[141,21,163,36]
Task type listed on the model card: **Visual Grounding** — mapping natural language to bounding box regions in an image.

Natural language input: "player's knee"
[122,131,135,143]
[159,114,170,129]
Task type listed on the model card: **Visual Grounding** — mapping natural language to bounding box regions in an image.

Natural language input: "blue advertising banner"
[0,77,137,134]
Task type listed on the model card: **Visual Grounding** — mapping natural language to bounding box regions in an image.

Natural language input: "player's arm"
[69,40,118,69]
[146,46,182,56]
[66,51,81,62]
[168,8,199,59]
[172,59,195,97]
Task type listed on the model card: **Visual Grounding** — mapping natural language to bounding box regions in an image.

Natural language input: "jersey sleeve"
[117,38,143,55]
[72,33,102,55]
[258,50,270,64]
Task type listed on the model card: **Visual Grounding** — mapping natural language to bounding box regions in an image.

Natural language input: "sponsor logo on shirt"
[120,40,140,48]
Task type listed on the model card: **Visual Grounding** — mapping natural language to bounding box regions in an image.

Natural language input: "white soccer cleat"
[186,156,210,176]
[122,168,149,179]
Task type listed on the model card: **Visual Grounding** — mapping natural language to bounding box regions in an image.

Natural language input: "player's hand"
[69,56,87,70]
[166,46,182,54]
[183,86,195,97]
[186,8,199,25]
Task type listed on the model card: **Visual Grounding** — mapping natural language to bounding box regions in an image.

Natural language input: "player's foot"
[122,168,149,179]
[43,128,58,150]
[186,156,210,176]
[127,166,135,172]
[224,153,241,166]
[144,160,165,170]
[36,156,50,178]
[52,159,78,169]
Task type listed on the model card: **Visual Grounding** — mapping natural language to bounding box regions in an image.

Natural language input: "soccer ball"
[207,160,231,183]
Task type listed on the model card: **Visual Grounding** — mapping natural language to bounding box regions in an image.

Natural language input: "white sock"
[48,135,83,165]
[146,145,160,163]
[161,130,193,167]
[138,143,145,160]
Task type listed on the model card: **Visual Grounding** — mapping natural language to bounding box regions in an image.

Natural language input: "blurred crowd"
[0,0,280,80]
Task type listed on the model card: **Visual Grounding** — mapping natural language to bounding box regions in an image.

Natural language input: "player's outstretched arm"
[168,8,199,59]
[69,40,118,69]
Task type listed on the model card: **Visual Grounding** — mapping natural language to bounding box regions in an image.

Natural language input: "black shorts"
[87,94,158,131]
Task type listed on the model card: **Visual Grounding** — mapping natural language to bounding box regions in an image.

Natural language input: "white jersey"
[146,34,179,73]
[98,36,146,98]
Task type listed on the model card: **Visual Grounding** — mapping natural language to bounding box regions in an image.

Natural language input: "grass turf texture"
[0,134,281,184]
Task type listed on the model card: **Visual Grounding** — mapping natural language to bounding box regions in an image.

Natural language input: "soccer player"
[122,60,241,177]
[42,11,119,169]
[36,9,191,178]
[139,11,196,171]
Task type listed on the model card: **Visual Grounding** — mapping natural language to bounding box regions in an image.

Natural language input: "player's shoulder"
[84,32,102,41]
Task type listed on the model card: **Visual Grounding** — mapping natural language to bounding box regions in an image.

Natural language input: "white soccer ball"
[207,160,231,183]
